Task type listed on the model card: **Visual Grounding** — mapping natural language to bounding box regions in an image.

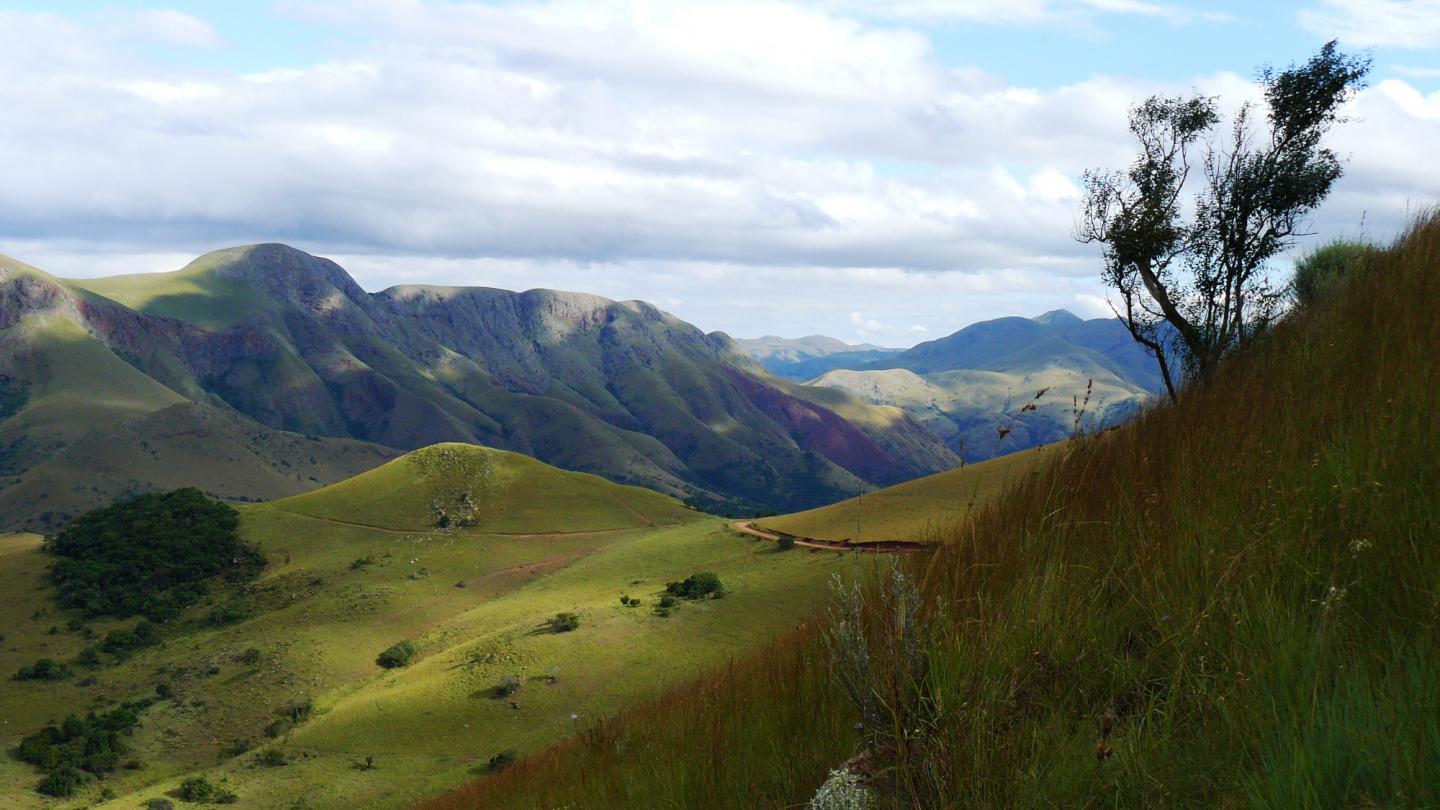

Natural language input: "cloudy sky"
[1,1,1436,344]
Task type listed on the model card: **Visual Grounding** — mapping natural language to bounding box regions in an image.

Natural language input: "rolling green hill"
[0,444,866,809]
[758,442,1064,543]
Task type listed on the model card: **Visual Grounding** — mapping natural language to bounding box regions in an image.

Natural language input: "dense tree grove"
[48,488,262,620]
[17,701,151,796]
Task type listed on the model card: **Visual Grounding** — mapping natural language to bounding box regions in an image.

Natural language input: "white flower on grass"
[809,769,874,810]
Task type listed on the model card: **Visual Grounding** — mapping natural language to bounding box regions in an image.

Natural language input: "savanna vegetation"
[48,487,261,620]
[421,211,1440,808]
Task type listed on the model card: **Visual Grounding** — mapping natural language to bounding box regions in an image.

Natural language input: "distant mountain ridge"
[735,335,901,380]
[0,245,958,529]
[739,310,1163,464]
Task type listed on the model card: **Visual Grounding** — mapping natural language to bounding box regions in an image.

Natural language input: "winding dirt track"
[729,521,927,554]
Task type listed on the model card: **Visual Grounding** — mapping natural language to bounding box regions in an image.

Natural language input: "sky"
[1,1,1437,345]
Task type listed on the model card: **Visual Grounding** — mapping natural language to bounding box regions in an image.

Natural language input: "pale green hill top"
[274,442,696,534]
[760,442,1063,543]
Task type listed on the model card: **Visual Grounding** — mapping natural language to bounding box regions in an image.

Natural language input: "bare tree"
[1077,42,1370,401]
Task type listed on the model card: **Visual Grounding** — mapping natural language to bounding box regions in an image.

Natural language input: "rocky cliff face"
[0,245,958,520]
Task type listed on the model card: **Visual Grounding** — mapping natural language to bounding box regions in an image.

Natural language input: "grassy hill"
[0,444,866,809]
[758,442,1064,543]
[425,216,1440,808]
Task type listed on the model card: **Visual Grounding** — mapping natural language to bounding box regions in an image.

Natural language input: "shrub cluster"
[17,701,151,796]
[48,488,263,620]
[101,619,160,657]
[14,657,70,681]
[665,572,726,600]
[376,639,417,668]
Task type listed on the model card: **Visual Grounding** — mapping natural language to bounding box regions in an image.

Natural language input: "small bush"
[376,640,417,669]
[156,682,174,700]
[36,765,85,797]
[101,620,160,657]
[487,749,519,773]
[549,612,581,633]
[1293,239,1377,306]
[256,748,287,767]
[350,555,376,570]
[177,775,218,802]
[494,675,522,698]
[263,719,290,738]
[144,799,176,810]
[657,594,678,609]
[76,647,101,668]
[666,572,725,599]
[15,658,70,681]
[777,534,797,551]
[237,648,262,666]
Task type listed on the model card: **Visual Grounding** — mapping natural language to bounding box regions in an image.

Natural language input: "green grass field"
[759,442,1063,543]
[0,446,866,809]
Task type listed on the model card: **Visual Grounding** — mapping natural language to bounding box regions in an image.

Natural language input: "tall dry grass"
[425,212,1440,809]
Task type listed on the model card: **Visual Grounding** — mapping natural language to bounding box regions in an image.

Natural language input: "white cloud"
[1395,65,1440,78]
[825,0,1230,26]
[1299,0,1440,49]
[0,1,1432,343]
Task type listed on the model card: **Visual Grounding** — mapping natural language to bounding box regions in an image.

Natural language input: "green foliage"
[549,612,581,633]
[144,799,176,810]
[376,639,417,668]
[101,619,160,657]
[174,774,238,803]
[36,765,85,797]
[48,488,261,620]
[14,657,70,681]
[666,572,724,599]
[1293,239,1376,305]
[776,534,797,551]
[256,748,288,767]
[238,647,263,666]
[494,675,522,698]
[16,701,150,795]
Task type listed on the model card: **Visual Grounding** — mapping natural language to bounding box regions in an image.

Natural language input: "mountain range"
[0,245,957,530]
[738,309,1164,463]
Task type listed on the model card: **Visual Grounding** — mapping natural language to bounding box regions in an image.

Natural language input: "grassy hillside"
[759,442,1063,543]
[0,445,863,809]
[428,215,1440,809]
[273,443,693,533]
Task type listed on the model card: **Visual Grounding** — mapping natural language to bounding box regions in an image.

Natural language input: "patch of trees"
[376,639,417,668]
[14,657,71,681]
[48,488,263,621]
[666,572,726,600]
[16,700,151,797]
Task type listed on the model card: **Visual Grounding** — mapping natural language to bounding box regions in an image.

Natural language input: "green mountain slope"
[0,445,864,809]
[1,245,958,527]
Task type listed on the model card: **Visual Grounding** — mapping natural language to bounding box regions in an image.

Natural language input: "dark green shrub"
[101,620,160,657]
[144,799,176,810]
[263,719,290,738]
[494,675,522,698]
[49,489,262,621]
[666,572,724,599]
[156,682,174,700]
[177,775,218,802]
[76,647,101,667]
[257,748,288,767]
[15,657,70,681]
[376,639,417,668]
[549,612,580,633]
[238,647,262,666]
[282,700,313,724]
[17,701,148,795]
[487,749,519,773]
[1293,239,1377,306]
[36,765,85,797]
[777,534,797,551]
